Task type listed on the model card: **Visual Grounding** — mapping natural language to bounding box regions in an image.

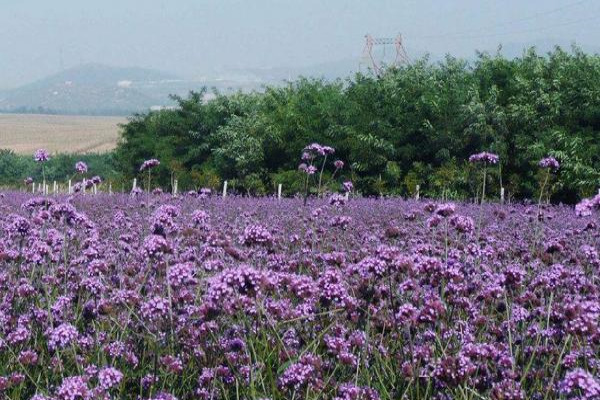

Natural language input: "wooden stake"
[415,184,420,200]
[222,180,228,198]
[277,183,282,200]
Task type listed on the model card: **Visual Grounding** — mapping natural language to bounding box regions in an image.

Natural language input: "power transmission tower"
[360,34,410,76]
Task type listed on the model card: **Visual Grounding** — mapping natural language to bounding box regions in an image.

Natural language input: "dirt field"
[0,114,126,154]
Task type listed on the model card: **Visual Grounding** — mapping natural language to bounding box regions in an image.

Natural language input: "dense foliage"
[0,192,599,399]
[113,47,600,203]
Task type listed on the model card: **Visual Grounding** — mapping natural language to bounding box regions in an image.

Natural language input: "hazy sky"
[2,0,600,89]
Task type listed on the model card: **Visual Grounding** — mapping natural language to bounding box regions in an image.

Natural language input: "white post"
[68,180,72,194]
[500,187,505,204]
[415,184,420,200]
[173,179,178,196]
[222,180,228,198]
[83,183,86,194]
[109,182,112,195]
[32,182,36,193]
[53,181,57,194]
[277,183,282,200]
[132,178,137,191]
[345,191,349,201]
[93,184,97,195]
[45,184,49,195]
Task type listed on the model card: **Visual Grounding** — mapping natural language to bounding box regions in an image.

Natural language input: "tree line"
[2,47,600,202]
[0,151,118,188]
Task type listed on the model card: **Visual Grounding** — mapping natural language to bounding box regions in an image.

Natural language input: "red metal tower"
[360,34,410,76]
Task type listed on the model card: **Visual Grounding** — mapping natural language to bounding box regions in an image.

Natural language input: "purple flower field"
[0,192,599,399]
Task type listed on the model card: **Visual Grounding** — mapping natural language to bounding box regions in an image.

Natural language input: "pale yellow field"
[0,114,126,154]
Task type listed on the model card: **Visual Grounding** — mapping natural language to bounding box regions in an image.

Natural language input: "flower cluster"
[34,149,50,162]
[56,376,90,400]
[75,161,88,174]
[575,194,600,217]
[539,156,560,170]
[97,367,123,390]
[560,369,600,398]
[298,163,317,175]
[140,158,160,172]
[469,151,500,164]
[199,187,212,198]
[48,323,79,350]
[240,224,274,246]
[303,143,335,157]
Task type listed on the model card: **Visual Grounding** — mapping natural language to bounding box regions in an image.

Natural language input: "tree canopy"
[8,46,598,202]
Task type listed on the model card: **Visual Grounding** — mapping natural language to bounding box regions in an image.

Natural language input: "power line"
[487,0,591,28]
[413,0,593,40]
[426,13,600,41]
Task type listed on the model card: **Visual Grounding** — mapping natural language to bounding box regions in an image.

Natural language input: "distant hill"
[0,63,279,116]
[0,64,188,116]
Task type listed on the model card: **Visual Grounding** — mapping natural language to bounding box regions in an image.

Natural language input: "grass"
[0,113,126,154]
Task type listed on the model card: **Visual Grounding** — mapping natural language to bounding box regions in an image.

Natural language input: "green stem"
[543,335,571,400]
[481,164,487,205]
[318,155,328,197]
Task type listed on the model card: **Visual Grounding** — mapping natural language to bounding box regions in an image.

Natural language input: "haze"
[2,0,600,90]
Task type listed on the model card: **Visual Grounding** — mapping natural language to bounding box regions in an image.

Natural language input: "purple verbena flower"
[469,151,499,164]
[539,156,560,171]
[140,159,160,172]
[49,323,79,350]
[97,367,123,390]
[560,369,600,399]
[34,149,50,162]
[56,376,90,400]
[75,161,88,174]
